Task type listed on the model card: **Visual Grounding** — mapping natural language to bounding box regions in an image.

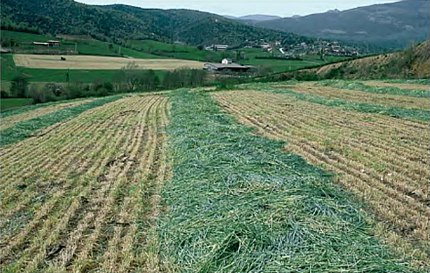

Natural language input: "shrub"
[0,90,10,98]
[10,74,29,98]
[28,85,55,103]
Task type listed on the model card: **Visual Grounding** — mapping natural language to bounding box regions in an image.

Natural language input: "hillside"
[0,0,308,47]
[254,0,429,50]
[287,40,430,80]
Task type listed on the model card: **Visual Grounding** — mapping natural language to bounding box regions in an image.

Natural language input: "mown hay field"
[13,54,205,70]
[212,80,430,266]
[0,79,428,272]
[0,94,170,272]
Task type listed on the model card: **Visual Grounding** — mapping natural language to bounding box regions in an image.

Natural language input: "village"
[206,39,360,58]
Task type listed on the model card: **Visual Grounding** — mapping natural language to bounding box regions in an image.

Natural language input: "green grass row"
[154,89,417,272]
[0,95,122,146]
[246,83,430,122]
[319,80,430,98]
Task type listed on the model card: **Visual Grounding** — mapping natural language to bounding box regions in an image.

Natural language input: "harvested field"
[276,82,429,110]
[0,99,94,131]
[0,94,170,272]
[363,80,429,91]
[213,90,430,265]
[13,54,204,70]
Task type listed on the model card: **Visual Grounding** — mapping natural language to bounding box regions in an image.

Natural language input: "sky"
[77,0,401,17]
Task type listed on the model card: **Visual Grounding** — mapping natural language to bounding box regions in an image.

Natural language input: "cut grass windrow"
[212,90,430,269]
[318,80,430,98]
[0,94,170,272]
[0,95,122,147]
[154,89,419,273]
[242,83,430,122]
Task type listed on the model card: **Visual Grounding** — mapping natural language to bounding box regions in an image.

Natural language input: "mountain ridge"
[252,0,429,49]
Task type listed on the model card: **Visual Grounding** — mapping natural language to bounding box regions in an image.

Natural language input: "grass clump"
[155,89,419,272]
[0,95,122,146]
[319,80,430,98]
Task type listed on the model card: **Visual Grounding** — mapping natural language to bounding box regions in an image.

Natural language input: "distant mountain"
[254,0,429,49]
[238,15,282,22]
[0,0,309,47]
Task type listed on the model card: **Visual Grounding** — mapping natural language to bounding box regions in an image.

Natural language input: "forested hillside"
[1,0,309,46]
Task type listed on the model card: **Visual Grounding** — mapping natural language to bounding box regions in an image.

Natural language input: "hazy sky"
[77,0,401,17]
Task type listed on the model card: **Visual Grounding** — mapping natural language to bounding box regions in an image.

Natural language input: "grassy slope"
[0,95,122,146]
[244,82,430,122]
[1,31,166,83]
[155,89,417,272]
[0,98,33,112]
[1,30,159,58]
[126,39,223,61]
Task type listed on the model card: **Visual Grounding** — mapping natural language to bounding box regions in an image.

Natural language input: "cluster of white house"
[204,58,254,72]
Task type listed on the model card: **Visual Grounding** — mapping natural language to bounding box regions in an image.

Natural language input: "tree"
[10,74,29,98]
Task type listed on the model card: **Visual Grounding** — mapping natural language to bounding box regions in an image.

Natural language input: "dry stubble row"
[0,94,169,272]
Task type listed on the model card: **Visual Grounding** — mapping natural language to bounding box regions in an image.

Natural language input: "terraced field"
[0,95,169,272]
[212,82,430,266]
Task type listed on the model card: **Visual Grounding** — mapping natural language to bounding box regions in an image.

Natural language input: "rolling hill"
[0,0,309,47]
[254,0,429,50]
